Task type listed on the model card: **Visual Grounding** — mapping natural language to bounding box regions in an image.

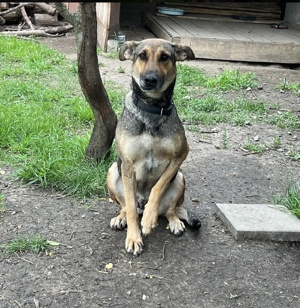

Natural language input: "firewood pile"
[0,2,73,36]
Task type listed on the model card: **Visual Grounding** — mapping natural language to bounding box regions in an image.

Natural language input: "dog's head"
[119,39,195,98]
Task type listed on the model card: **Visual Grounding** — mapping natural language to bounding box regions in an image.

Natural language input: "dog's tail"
[176,207,201,230]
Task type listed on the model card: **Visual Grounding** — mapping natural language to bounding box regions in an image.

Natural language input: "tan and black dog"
[107,38,201,255]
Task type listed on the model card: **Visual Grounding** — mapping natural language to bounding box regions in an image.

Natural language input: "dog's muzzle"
[140,71,163,91]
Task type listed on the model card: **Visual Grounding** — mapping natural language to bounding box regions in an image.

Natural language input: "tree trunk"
[78,2,117,160]
[55,2,118,161]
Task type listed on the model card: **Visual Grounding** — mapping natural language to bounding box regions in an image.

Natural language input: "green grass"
[175,65,299,129]
[287,149,300,160]
[0,36,299,199]
[0,36,124,198]
[274,181,300,219]
[278,79,300,96]
[1,234,58,254]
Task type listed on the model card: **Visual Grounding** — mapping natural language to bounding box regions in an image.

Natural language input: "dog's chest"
[126,133,175,163]
[118,132,180,181]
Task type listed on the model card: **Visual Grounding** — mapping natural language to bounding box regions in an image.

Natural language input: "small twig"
[69,232,75,240]
[200,130,219,134]
[96,269,108,274]
[162,243,166,260]
[193,138,212,144]
[16,254,35,265]
[20,6,34,30]
[55,290,82,295]
[18,21,26,31]
[240,147,249,152]
[14,300,22,308]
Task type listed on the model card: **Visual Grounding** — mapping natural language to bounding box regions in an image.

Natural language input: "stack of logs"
[0,2,73,36]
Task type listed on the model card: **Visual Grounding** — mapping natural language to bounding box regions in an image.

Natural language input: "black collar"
[133,95,173,116]
[131,79,174,116]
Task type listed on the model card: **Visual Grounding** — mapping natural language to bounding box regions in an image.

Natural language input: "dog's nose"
[144,73,158,87]
[141,71,161,90]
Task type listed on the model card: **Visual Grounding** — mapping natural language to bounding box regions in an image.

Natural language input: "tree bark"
[78,2,117,160]
[55,2,117,161]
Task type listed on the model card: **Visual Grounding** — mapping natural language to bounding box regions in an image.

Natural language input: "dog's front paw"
[125,231,143,256]
[169,219,185,236]
[141,209,158,235]
[110,215,127,230]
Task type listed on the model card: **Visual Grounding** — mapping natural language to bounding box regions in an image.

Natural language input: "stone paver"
[215,203,300,241]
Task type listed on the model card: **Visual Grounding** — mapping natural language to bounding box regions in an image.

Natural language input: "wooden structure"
[144,13,300,64]
[62,2,300,64]
[96,2,120,52]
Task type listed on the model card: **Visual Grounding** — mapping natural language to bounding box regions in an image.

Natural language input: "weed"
[267,111,300,129]
[1,235,57,254]
[205,69,257,91]
[271,135,282,149]
[278,78,300,96]
[274,181,300,219]
[104,52,119,59]
[287,149,300,160]
[222,127,229,149]
[242,139,266,154]
[118,66,125,73]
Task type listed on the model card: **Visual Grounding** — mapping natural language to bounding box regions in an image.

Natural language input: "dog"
[107,38,201,255]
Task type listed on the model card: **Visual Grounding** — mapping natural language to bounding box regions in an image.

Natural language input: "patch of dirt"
[1,32,300,308]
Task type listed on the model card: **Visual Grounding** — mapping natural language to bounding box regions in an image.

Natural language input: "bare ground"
[0,32,300,308]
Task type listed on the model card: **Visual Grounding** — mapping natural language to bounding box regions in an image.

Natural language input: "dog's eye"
[160,54,170,62]
[138,52,147,61]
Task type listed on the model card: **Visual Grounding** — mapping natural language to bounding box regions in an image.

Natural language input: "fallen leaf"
[47,241,60,246]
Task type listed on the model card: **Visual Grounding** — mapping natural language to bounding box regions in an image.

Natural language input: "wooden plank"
[164,2,281,15]
[158,16,195,38]
[178,17,232,40]
[181,37,300,63]
[157,13,281,25]
[144,13,180,42]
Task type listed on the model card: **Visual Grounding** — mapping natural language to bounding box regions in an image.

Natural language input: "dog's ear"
[119,41,140,61]
[171,43,195,61]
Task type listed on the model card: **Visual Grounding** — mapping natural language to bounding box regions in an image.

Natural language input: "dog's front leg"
[141,155,187,235]
[121,162,143,255]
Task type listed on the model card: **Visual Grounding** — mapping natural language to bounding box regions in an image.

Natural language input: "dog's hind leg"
[107,162,127,230]
[159,172,201,235]
[176,206,202,230]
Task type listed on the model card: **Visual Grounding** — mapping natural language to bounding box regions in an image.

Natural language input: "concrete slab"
[215,203,300,241]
